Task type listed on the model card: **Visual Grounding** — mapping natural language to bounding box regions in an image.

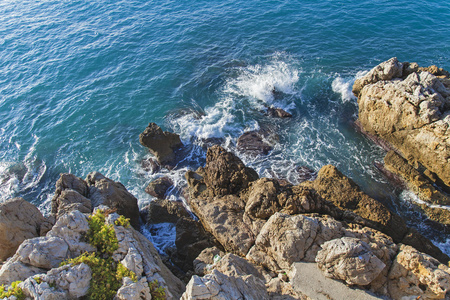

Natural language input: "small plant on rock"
[149,280,166,300]
[0,281,25,300]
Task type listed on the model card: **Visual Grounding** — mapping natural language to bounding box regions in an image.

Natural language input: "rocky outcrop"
[354,57,450,190]
[267,106,292,118]
[86,172,140,229]
[0,198,51,262]
[140,199,191,224]
[139,122,183,165]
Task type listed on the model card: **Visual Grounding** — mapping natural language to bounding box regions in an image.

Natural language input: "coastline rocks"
[354,57,450,189]
[315,237,386,286]
[86,171,140,229]
[139,122,183,165]
[0,198,50,262]
[140,199,191,224]
[388,245,450,299]
[144,176,174,199]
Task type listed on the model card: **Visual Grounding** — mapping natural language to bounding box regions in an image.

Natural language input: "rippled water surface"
[1,0,449,252]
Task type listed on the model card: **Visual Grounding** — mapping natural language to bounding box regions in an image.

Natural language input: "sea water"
[1,0,449,253]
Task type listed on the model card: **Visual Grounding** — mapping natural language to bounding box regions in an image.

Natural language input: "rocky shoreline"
[1,58,450,299]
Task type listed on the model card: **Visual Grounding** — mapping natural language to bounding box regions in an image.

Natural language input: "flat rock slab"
[291,262,383,300]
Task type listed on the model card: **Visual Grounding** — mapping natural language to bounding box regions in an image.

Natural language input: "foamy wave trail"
[331,76,356,103]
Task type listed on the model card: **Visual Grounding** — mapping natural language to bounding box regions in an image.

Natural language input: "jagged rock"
[16,236,69,269]
[86,171,140,229]
[302,165,408,242]
[267,107,292,118]
[0,259,46,285]
[140,199,191,224]
[388,244,450,300]
[352,57,403,97]
[0,198,50,262]
[139,122,183,165]
[39,263,92,298]
[202,145,259,197]
[51,173,89,218]
[47,210,95,258]
[237,130,274,156]
[316,237,386,286]
[384,150,450,205]
[141,157,160,174]
[181,269,269,300]
[20,277,68,300]
[144,176,174,199]
[247,213,344,270]
[193,247,226,276]
[355,58,450,188]
[116,277,152,300]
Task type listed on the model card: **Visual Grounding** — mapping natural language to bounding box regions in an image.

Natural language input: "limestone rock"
[193,247,226,276]
[144,176,174,199]
[0,259,46,285]
[316,237,386,286]
[139,122,183,165]
[0,198,49,262]
[181,269,269,300]
[19,277,68,300]
[16,236,69,269]
[40,263,92,298]
[86,171,140,229]
[355,58,450,188]
[352,57,403,97]
[388,244,450,300]
[116,277,151,300]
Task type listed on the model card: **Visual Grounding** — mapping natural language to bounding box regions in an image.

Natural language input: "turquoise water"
[1,0,449,250]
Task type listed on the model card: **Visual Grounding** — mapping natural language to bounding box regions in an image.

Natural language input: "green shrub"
[149,280,166,300]
[114,215,130,228]
[0,281,25,300]
[60,210,137,300]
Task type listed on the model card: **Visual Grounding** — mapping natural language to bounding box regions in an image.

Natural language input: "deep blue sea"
[1,0,449,253]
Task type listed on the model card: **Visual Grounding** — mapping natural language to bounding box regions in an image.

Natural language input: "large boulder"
[139,123,183,165]
[355,58,450,189]
[86,172,140,229]
[0,198,50,262]
[144,176,174,199]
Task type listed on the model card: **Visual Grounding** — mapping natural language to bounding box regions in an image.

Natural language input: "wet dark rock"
[295,166,317,183]
[139,123,183,165]
[144,176,174,199]
[140,199,190,224]
[198,137,224,150]
[141,158,160,174]
[267,107,292,118]
[237,131,274,156]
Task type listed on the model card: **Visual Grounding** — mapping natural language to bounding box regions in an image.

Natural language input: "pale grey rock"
[193,247,226,276]
[16,236,69,269]
[181,269,269,300]
[315,237,386,286]
[0,198,49,262]
[46,210,95,258]
[41,263,91,299]
[116,277,151,300]
[0,259,45,285]
[19,277,68,300]
[120,246,144,279]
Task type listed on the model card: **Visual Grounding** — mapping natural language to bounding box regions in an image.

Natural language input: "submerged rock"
[237,130,277,156]
[139,122,183,165]
[266,106,292,118]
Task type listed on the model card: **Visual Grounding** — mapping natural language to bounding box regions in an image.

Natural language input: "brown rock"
[302,165,408,243]
[144,176,173,199]
[237,130,273,156]
[139,123,182,165]
[86,172,140,229]
[0,198,49,262]
[140,158,160,174]
[51,173,89,217]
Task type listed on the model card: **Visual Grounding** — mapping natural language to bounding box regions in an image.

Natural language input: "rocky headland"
[1,59,450,299]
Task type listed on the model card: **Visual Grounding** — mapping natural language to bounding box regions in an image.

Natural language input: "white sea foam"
[331,76,356,102]
[141,222,176,254]
[399,189,450,211]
